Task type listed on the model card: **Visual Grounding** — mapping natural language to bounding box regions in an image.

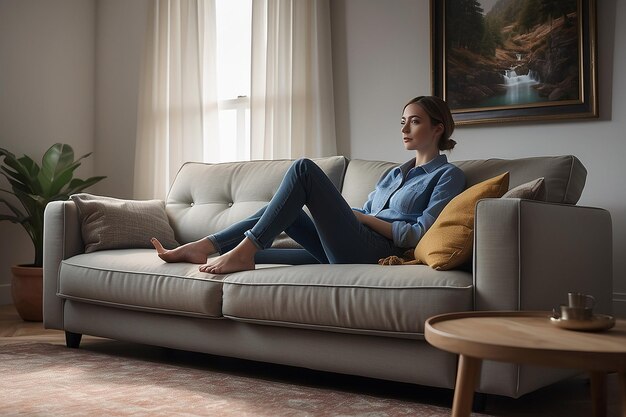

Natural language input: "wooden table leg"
[452,354,482,417]
[590,371,607,417]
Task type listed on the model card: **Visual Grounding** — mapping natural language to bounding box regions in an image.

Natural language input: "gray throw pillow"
[502,177,546,200]
[71,193,179,253]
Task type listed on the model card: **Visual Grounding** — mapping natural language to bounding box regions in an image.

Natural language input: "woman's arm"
[391,168,465,248]
[353,210,393,239]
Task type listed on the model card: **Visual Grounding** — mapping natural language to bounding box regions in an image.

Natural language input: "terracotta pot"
[10,265,43,322]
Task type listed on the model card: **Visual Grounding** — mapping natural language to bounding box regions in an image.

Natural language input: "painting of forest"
[444,0,581,111]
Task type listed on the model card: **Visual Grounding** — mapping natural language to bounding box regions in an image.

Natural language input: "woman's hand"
[352,210,393,240]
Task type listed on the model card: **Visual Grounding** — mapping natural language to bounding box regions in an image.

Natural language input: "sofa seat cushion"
[58,249,230,318]
[222,264,473,338]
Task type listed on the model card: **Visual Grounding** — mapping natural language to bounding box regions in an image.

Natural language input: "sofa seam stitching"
[60,261,225,283]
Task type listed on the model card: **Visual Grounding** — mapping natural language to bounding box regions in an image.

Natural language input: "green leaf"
[1,143,104,266]
[75,151,93,163]
[39,143,75,185]
[0,187,17,195]
[1,172,31,195]
[0,214,20,221]
[0,148,17,160]
[1,159,32,192]
[37,143,75,196]
[17,155,40,178]
[0,148,20,172]
[1,166,28,186]
[11,188,43,218]
[43,166,76,198]
[64,176,107,195]
[0,194,26,217]
[1,164,22,179]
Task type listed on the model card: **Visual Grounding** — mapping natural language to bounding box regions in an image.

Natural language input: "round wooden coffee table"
[425,311,626,417]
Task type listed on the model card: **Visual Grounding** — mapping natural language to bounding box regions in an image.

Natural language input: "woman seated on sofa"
[151,95,466,274]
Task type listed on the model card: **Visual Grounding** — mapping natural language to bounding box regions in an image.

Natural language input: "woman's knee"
[290,158,317,178]
[293,157,315,170]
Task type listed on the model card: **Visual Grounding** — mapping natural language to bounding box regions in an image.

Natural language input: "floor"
[0,304,621,416]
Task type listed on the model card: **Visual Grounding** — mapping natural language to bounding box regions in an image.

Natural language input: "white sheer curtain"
[134,0,219,200]
[134,0,337,198]
[250,0,337,160]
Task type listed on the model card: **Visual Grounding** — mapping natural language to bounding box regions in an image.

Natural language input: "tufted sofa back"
[453,155,587,204]
[342,155,587,209]
[166,155,587,244]
[166,157,347,244]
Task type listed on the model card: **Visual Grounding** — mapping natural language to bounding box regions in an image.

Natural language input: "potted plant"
[0,143,105,321]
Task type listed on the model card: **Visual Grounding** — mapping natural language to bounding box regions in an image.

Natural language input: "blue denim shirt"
[354,154,465,248]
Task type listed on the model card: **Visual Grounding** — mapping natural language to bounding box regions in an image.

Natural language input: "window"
[214,0,252,163]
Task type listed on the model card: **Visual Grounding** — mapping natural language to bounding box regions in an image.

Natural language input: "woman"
[152,95,466,274]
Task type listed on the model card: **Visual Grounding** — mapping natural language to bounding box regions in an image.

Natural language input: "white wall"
[0,0,96,304]
[331,0,626,316]
[94,0,149,199]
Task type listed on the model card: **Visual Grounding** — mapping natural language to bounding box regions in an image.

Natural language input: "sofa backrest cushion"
[453,155,586,204]
[166,156,347,244]
[341,159,398,209]
[342,155,586,208]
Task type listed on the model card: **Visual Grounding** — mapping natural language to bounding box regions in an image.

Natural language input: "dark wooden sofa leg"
[65,331,82,348]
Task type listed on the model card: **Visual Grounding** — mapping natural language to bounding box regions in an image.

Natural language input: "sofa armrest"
[473,198,612,314]
[43,200,84,329]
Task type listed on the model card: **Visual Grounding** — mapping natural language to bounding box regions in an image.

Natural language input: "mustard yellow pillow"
[414,172,510,270]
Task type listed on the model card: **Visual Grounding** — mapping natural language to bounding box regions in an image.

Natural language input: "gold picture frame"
[431,0,598,126]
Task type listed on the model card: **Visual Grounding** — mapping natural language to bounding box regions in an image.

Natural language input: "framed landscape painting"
[431,0,598,125]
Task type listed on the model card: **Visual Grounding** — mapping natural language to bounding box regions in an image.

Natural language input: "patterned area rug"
[0,342,489,417]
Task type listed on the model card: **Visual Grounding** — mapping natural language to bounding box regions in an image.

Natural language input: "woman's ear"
[434,123,445,137]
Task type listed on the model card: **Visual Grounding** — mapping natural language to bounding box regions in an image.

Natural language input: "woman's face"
[400,103,443,153]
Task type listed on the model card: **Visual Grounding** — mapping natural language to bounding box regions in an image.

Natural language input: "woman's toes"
[151,238,166,254]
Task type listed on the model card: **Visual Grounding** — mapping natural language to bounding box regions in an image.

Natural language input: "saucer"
[550,314,616,332]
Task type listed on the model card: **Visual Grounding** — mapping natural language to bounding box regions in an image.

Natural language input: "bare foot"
[151,237,215,264]
[199,238,257,274]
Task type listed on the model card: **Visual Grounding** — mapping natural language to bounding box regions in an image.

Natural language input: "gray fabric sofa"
[43,155,613,398]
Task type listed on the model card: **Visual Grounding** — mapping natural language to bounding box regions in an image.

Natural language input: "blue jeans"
[207,158,403,264]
